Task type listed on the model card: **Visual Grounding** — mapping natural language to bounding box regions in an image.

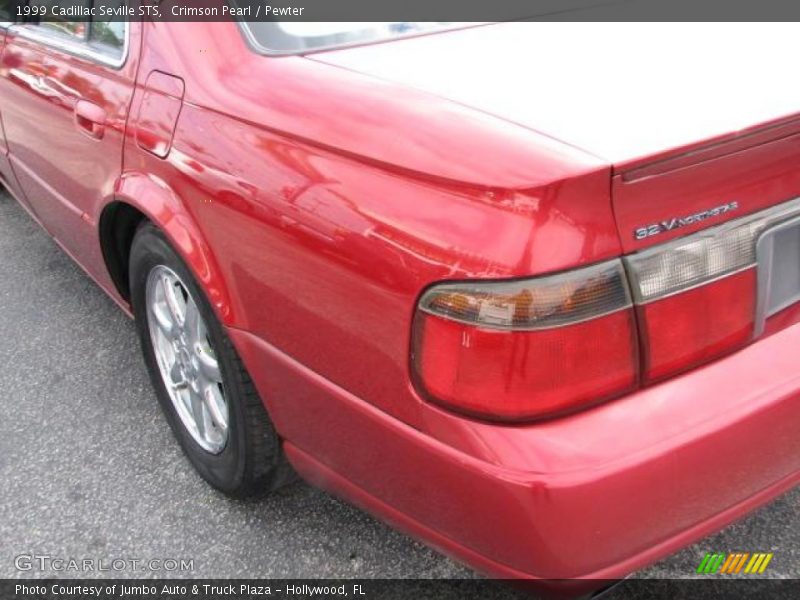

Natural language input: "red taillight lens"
[638,268,756,382]
[622,206,778,383]
[412,261,638,421]
[414,310,638,420]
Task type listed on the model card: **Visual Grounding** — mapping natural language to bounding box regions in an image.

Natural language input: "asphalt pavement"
[1,187,798,596]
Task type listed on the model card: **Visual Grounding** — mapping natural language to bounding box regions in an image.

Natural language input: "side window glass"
[28,1,90,39]
[16,0,127,63]
[88,8,125,59]
[0,1,13,22]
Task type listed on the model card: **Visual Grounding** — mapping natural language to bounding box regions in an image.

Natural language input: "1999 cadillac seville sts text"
[2,14,800,587]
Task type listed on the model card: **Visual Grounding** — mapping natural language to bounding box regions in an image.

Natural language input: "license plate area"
[756,215,800,335]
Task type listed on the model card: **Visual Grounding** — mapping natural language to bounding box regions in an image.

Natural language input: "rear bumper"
[229,321,800,581]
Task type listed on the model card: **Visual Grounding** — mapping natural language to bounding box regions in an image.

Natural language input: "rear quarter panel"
[125,22,619,427]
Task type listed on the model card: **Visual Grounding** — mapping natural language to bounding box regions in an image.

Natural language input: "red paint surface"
[2,21,800,587]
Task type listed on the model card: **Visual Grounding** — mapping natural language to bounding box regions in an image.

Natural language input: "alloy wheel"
[145,265,229,454]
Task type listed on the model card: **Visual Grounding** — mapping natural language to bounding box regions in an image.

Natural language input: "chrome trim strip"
[10,22,129,70]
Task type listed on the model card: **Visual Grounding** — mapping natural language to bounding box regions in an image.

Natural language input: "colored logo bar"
[696,552,774,574]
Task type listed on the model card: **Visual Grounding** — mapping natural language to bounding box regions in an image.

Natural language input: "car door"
[0,1,137,284]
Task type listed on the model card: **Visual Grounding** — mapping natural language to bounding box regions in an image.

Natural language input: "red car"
[2,12,799,585]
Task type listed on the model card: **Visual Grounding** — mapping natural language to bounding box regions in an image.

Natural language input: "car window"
[0,1,12,22]
[28,0,89,40]
[2,1,26,23]
[16,0,127,63]
[87,6,125,57]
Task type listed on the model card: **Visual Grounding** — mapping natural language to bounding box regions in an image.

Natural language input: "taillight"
[623,204,788,382]
[624,201,800,383]
[412,261,639,420]
[634,269,756,381]
[413,198,800,422]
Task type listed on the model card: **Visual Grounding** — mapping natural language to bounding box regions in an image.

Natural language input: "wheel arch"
[99,172,235,325]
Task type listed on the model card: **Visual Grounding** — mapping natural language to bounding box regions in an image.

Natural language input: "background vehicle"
[1,10,800,586]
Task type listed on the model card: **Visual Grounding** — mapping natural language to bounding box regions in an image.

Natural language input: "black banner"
[5,0,800,23]
[4,579,800,600]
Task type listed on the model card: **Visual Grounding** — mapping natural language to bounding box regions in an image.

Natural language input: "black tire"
[129,222,289,497]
